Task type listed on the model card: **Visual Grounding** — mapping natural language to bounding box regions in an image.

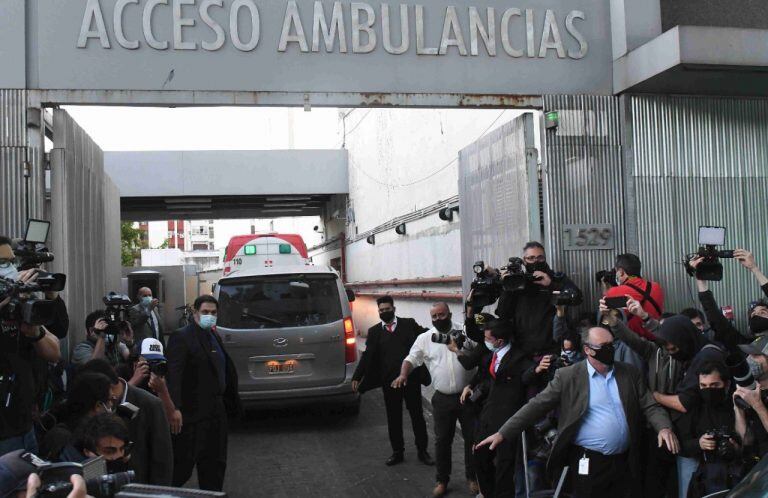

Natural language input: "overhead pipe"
[346,276,462,287]
[354,291,463,302]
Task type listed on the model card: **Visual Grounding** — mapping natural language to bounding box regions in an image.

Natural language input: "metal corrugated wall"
[51,109,121,351]
[458,113,537,295]
[0,90,44,236]
[541,95,626,310]
[631,96,768,331]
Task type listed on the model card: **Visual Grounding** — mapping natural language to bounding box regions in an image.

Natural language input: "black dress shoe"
[386,453,404,466]
[418,450,435,466]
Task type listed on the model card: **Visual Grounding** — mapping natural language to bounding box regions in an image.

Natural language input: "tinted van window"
[218,274,342,329]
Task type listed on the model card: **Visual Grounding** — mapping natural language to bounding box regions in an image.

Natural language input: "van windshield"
[217,274,343,329]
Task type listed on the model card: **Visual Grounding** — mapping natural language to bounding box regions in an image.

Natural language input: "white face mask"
[485,340,501,352]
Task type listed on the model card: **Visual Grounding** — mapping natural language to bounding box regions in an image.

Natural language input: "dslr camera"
[18,453,134,498]
[552,289,580,306]
[431,330,466,349]
[703,428,738,462]
[468,258,543,309]
[103,292,133,338]
[685,226,735,281]
[595,269,617,287]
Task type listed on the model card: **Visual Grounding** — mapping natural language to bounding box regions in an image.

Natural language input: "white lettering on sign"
[76,0,589,60]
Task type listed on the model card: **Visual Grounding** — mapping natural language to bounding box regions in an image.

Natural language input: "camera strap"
[624,281,662,316]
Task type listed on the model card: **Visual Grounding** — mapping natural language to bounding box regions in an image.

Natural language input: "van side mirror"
[345,288,356,302]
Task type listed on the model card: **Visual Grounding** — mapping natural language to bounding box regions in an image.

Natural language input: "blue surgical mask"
[141,296,152,306]
[485,340,500,352]
[199,314,217,330]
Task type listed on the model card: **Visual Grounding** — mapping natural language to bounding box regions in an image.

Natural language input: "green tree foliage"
[121,222,142,267]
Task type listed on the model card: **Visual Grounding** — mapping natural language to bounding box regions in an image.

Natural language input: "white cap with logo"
[140,338,165,360]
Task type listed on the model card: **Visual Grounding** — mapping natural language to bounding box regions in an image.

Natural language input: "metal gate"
[50,109,121,352]
[458,113,540,297]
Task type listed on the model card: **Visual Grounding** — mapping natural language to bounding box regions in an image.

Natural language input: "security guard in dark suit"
[463,319,534,498]
[352,296,434,466]
[166,295,241,491]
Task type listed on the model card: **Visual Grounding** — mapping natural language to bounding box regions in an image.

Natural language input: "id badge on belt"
[578,455,589,475]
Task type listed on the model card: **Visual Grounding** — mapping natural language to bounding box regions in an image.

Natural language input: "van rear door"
[216,273,346,391]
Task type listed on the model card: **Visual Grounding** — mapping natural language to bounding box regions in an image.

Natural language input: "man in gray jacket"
[128,287,164,345]
[477,326,679,498]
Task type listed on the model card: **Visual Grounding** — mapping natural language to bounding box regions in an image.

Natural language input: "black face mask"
[379,311,395,323]
[525,261,550,274]
[700,387,727,406]
[432,318,453,333]
[106,458,131,474]
[670,349,692,362]
[589,344,615,366]
[750,315,768,335]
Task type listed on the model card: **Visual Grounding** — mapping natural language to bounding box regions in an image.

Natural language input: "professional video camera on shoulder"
[13,219,66,287]
[685,226,736,281]
[103,292,133,337]
[468,258,544,309]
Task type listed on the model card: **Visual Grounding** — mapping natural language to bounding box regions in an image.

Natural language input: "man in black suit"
[460,319,534,498]
[166,295,241,491]
[352,296,434,466]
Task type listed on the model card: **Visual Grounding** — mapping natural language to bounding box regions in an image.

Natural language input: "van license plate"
[266,360,296,375]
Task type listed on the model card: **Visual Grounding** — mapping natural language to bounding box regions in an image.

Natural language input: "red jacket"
[605,277,664,339]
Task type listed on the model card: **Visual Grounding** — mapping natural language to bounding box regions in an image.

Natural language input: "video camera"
[685,226,735,281]
[0,220,67,326]
[103,292,133,337]
[468,258,543,309]
[431,330,466,349]
[0,276,63,326]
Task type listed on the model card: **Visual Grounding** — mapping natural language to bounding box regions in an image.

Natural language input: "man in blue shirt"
[477,326,679,498]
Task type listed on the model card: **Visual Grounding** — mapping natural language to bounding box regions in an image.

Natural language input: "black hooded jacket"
[656,315,727,412]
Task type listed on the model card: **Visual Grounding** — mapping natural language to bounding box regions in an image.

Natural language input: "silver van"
[214,264,360,412]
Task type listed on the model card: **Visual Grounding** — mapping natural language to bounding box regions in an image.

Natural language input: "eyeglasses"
[586,342,613,350]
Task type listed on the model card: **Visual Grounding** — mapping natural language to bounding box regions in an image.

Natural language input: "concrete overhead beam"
[615,26,768,95]
[105,149,349,197]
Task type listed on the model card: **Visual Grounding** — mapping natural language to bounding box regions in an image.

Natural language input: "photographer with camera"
[73,413,132,475]
[128,288,163,346]
[0,238,62,457]
[600,297,684,498]
[678,362,744,497]
[76,358,172,486]
[732,336,768,462]
[39,372,114,462]
[392,302,478,497]
[489,242,583,357]
[72,312,130,369]
[460,318,533,498]
[603,253,664,340]
[690,250,768,352]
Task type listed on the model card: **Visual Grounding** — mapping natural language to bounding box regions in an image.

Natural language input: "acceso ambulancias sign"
[31,0,613,95]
